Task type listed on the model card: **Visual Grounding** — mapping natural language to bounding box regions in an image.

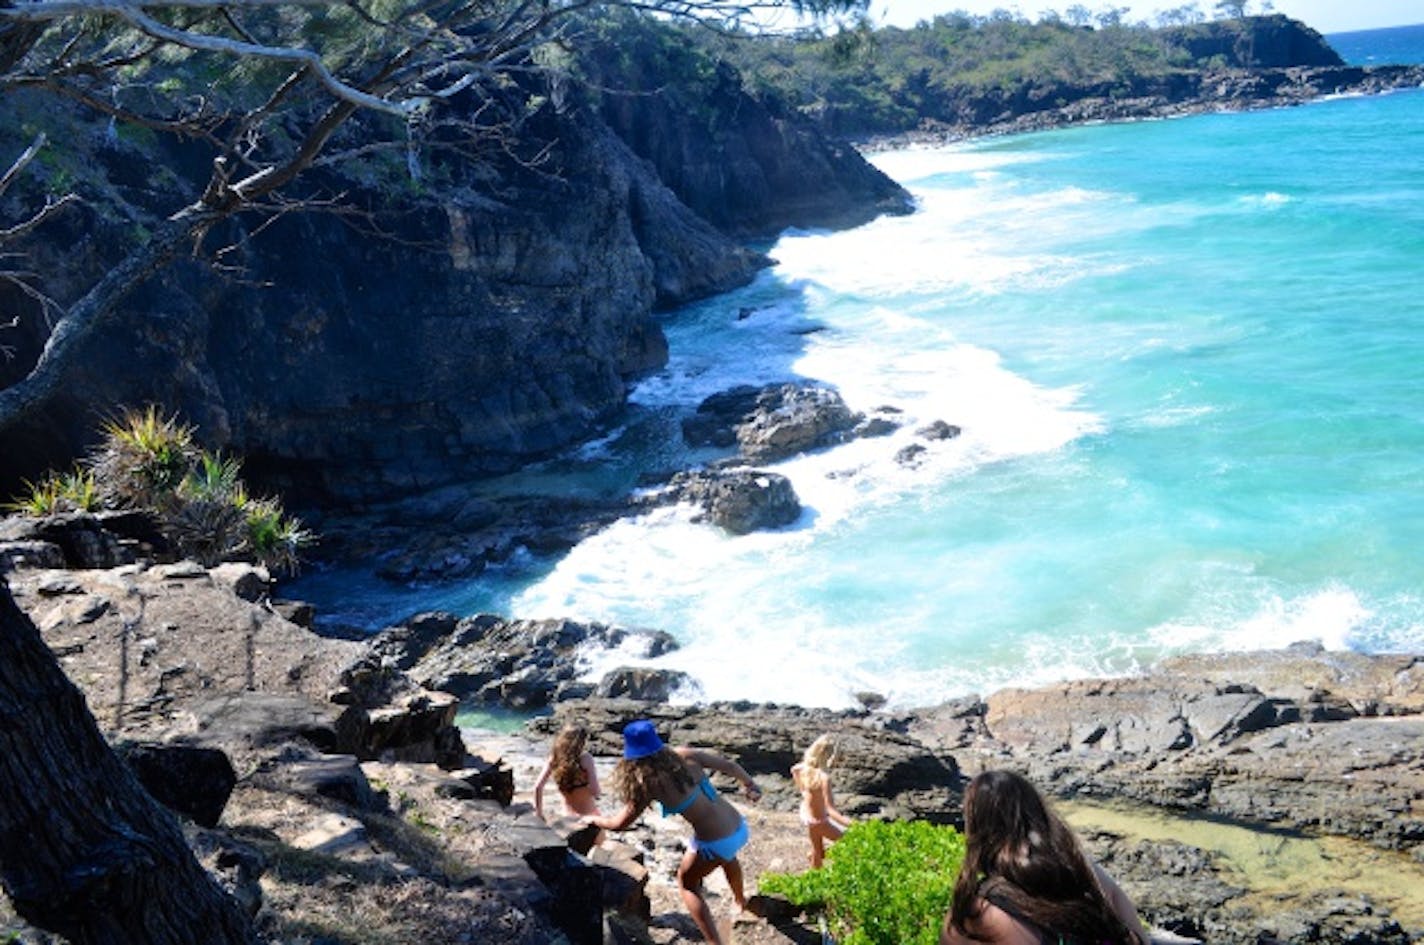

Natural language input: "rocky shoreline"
[2,520,1421,944]
[850,61,1424,150]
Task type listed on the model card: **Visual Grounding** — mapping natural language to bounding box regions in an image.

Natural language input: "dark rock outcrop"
[669,468,801,534]
[123,742,238,829]
[378,612,679,710]
[2,59,907,507]
[681,382,865,463]
[1160,14,1343,69]
[580,20,912,240]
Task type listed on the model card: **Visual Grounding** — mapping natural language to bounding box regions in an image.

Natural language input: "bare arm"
[587,799,645,833]
[532,759,552,821]
[1092,863,1150,945]
[822,779,852,827]
[677,746,761,800]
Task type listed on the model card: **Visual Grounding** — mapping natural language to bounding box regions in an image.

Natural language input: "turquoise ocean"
[289,25,1424,710]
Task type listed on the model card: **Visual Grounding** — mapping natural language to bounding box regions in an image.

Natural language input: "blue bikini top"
[660,776,717,817]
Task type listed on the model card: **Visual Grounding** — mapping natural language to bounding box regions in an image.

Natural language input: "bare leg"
[722,856,746,910]
[809,822,844,867]
[678,848,724,944]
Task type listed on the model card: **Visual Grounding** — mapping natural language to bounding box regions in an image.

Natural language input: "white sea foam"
[1147,586,1371,654]
[1240,191,1293,209]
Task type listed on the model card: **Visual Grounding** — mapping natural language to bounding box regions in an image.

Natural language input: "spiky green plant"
[90,405,197,509]
[243,497,313,576]
[163,451,250,565]
[58,468,100,512]
[4,468,100,516]
[179,451,243,503]
[5,476,61,516]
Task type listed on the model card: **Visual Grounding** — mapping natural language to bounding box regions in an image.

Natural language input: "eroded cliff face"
[579,28,914,240]
[1,79,903,505]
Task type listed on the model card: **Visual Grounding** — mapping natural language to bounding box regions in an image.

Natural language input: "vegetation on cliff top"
[7,405,311,572]
[686,7,1342,136]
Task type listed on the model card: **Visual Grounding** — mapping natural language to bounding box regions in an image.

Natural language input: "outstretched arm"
[587,800,644,832]
[677,747,762,801]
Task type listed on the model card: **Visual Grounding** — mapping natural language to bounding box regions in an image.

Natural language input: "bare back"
[655,749,743,842]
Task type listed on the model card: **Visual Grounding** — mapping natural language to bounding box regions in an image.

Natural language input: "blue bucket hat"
[622,719,665,760]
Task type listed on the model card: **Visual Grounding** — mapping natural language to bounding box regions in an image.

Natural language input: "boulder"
[596,667,696,702]
[394,614,679,711]
[269,754,378,811]
[681,382,863,463]
[671,469,801,535]
[916,420,962,441]
[123,742,237,828]
[489,814,603,945]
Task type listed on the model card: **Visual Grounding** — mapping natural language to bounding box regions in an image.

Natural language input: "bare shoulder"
[945,899,1043,945]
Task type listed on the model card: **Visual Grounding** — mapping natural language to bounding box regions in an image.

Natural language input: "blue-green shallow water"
[289,42,1424,710]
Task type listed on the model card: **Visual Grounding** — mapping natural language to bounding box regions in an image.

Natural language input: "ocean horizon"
[288,24,1424,711]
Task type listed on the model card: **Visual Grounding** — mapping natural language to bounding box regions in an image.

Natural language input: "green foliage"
[242,496,313,576]
[760,819,965,945]
[5,476,60,516]
[5,467,100,516]
[91,405,197,509]
[6,405,312,574]
[693,10,1271,136]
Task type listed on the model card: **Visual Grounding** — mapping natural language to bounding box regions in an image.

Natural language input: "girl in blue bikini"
[587,719,762,944]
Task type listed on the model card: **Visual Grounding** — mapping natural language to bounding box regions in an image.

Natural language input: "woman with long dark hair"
[941,770,1148,945]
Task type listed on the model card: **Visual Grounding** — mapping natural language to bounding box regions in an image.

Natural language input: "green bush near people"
[759,819,966,945]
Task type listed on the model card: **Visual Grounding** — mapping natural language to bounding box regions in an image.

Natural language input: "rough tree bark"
[0,578,258,944]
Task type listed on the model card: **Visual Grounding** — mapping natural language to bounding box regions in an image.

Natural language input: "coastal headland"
[3,10,1423,944]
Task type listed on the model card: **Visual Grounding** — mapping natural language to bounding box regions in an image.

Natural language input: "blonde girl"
[791,734,852,867]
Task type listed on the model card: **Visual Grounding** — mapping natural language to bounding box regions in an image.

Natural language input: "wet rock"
[671,468,801,534]
[917,420,962,441]
[391,614,679,712]
[895,443,928,466]
[596,667,696,702]
[682,382,862,463]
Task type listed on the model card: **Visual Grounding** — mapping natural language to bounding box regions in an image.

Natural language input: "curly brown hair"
[610,746,695,811]
[550,726,590,793]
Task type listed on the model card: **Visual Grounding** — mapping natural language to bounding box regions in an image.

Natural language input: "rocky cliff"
[577,18,913,239]
[0,67,910,506]
[1160,14,1343,69]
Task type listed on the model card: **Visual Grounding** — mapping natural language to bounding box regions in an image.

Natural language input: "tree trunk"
[0,578,258,944]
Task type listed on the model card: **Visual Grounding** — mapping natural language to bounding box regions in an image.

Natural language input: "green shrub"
[760,819,965,945]
[242,495,313,576]
[90,405,197,508]
[5,476,61,516]
[5,467,100,516]
[6,405,314,575]
[58,468,100,511]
